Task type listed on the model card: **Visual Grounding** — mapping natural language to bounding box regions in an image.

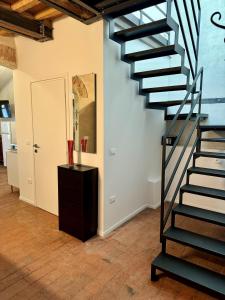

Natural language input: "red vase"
[67,140,74,166]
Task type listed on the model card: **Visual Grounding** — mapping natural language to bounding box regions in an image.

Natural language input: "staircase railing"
[160,0,203,239]
[160,67,204,238]
[171,0,201,78]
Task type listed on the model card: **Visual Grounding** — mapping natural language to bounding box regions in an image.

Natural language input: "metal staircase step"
[188,167,225,178]
[165,113,208,121]
[151,253,225,298]
[103,0,166,19]
[199,125,225,132]
[113,19,171,42]
[194,151,225,159]
[142,85,187,94]
[201,138,225,143]
[173,204,225,226]
[164,227,225,258]
[133,67,188,79]
[146,100,192,109]
[181,184,225,201]
[124,45,178,62]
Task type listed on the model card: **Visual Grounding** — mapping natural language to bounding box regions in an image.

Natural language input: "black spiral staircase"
[103,0,225,298]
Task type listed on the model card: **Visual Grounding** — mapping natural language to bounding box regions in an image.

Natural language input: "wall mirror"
[72,73,96,154]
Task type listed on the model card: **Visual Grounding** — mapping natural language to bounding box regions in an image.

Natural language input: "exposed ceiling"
[0,0,63,22]
[0,0,105,40]
[0,0,150,41]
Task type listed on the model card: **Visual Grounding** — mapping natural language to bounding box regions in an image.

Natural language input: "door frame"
[30,74,70,208]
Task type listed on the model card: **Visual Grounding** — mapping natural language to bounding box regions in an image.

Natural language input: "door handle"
[33,144,40,149]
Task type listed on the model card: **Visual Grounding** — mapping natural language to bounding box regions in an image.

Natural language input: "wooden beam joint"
[0,7,53,42]
[39,0,101,24]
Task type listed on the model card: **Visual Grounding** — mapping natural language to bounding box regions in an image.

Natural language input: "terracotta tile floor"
[0,166,224,299]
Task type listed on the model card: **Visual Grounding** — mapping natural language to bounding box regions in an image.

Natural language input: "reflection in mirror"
[72,73,96,156]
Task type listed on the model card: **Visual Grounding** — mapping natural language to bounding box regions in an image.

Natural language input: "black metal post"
[160,139,166,241]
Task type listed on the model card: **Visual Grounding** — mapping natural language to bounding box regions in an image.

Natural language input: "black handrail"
[190,0,199,34]
[163,137,198,228]
[164,111,200,199]
[165,93,201,168]
[164,68,203,138]
[173,0,195,78]
[160,67,204,238]
[183,0,197,59]
[172,0,201,79]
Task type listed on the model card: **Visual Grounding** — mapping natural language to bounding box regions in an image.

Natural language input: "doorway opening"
[0,65,18,195]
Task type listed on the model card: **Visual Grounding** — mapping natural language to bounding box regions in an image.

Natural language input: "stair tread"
[114,19,171,42]
[124,45,178,61]
[181,184,225,200]
[104,0,166,19]
[142,85,187,93]
[165,113,208,121]
[133,66,187,78]
[147,99,192,108]
[164,227,225,257]
[200,125,225,132]
[173,204,225,226]
[201,138,225,143]
[152,253,225,297]
[188,167,225,178]
[194,151,225,159]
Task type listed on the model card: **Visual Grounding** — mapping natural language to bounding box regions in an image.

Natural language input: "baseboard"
[97,228,104,237]
[102,204,149,237]
[148,201,161,209]
[19,195,35,206]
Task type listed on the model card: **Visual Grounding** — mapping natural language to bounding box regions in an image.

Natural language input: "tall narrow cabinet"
[58,164,98,242]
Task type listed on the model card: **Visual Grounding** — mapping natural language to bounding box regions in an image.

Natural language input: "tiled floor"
[0,166,224,299]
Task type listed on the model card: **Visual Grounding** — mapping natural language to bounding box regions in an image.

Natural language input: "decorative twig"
[211,12,225,29]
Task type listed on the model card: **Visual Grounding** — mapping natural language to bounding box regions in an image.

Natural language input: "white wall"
[199,0,225,99]
[103,22,165,235]
[198,0,225,125]
[14,17,105,234]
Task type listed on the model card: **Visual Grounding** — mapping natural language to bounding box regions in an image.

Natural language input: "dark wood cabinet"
[58,164,98,242]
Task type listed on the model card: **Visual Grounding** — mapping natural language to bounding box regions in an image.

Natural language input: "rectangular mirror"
[72,73,96,154]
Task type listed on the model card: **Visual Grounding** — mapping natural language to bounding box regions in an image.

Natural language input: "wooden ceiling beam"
[0,29,14,37]
[11,0,40,13]
[0,7,52,42]
[94,0,123,9]
[0,0,35,20]
[0,1,11,10]
[35,7,62,20]
[70,0,101,15]
[39,0,100,24]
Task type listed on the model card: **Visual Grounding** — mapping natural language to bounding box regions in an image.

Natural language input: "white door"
[31,78,67,215]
